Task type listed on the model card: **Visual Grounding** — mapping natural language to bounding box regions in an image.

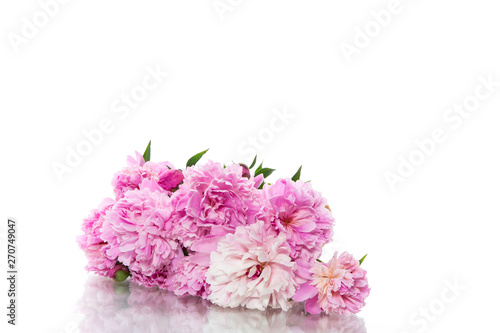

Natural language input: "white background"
[1,1,500,332]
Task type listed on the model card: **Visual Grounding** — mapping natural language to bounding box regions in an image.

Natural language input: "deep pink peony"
[101,179,182,279]
[111,151,183,199]
[77,198,126,278]
[206,221,297,311]
[257,178,334,283]
[293,251,370,316]
[166,256,211,299]
[170,161,264,249]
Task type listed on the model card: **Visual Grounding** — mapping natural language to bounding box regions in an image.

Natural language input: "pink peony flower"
[206,221,297,311]
[131,269,168,289]
[78,198,124,278]
[166,256,211,299]
[257,178,334,283]
[171,161,264,249]
[293,251,370,316]
[101,179,182,278]
[111,151,183,199]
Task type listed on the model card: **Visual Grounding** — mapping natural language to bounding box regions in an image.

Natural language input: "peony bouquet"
[77,142,370,316]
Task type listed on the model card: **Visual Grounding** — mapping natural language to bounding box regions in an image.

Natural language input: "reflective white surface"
[76,276,366,333]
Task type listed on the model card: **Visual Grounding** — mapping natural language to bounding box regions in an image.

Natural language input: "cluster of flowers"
[78,143,370,316]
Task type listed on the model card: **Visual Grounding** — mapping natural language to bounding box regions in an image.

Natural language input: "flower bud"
[109,264,130,282]
[239,163,251,178]
[113,269,130,282]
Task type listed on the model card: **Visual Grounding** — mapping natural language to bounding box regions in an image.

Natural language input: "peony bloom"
[77,198,126,279]
[166,256,211,299]
[170,161,264,249]
[101,179,182,279]
[130,268,169,289]
[206,221,297,311]
[111,151,183,199]
[257,178,334,283]
[292,251,370,316]
[129,247,185,289]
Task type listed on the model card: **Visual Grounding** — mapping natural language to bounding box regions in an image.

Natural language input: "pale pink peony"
[206,221,297,311]
[293,251,370,316]
[77,198,125,278]
[257,178,335,283]
[171,161,264,249]
[101,179,182,278]
[166,256,211,299]
[111,151,183,199]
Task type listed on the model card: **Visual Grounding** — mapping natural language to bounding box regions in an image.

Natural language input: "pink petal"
[139,178,162,192]
[188,252,210,267]
[292,283,318,302]
[304,295,322,314]
[191,235,222,254]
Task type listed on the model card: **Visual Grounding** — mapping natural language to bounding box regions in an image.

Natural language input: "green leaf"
[291,166,302,182]
[186,149,209,168]
[359,254,368,265]
[316,258,323,263]
[249,155,257,169]
[142,141,151,162]
[258,181,265,189]
[255,167,275,178]
[255,162,263,173]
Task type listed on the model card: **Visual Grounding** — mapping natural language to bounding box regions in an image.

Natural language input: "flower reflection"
[77,276,367,333]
